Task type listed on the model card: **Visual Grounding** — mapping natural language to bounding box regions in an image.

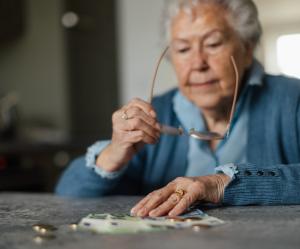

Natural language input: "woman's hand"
[131,174,231,217]
[96,98,160,172]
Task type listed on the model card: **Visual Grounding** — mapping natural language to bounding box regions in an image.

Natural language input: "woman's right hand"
[96,98,161,172]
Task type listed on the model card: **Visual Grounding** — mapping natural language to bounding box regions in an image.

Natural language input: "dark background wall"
[0,0,69,137]
[0,0,118,142]
[64,0,118,141]
[0,0,118,192]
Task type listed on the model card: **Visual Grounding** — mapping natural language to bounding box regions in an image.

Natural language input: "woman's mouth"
[188,79,219,87]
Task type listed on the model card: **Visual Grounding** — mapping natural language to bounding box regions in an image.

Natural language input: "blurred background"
[0,0,299,193]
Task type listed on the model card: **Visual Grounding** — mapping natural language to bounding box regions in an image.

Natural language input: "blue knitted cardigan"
[56,74,300,205]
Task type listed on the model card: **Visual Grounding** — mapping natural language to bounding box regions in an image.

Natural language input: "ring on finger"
[121,110,129,120]
[174,189,186,200]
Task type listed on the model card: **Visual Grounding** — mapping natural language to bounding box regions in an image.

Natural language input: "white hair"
[163,0,262,47]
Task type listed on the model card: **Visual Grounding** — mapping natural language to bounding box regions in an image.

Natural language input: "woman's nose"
[191,51,209,71]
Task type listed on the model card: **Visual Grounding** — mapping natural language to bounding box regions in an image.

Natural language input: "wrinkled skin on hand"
[131,174,231,217]
[96,98,161,172]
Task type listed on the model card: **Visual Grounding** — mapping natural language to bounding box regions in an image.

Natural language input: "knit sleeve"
[223,162,300,205]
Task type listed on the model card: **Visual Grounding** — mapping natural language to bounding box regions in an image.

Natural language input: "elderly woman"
[56,0,300,217]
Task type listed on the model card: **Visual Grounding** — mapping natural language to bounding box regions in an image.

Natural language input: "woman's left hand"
[131,174,231,217]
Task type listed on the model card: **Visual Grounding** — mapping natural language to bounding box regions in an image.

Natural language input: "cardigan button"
[244,170,252,176]
[267,171,276,176]
[257,171,264,176]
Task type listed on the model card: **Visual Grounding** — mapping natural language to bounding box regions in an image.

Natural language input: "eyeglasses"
[148,46,239,140]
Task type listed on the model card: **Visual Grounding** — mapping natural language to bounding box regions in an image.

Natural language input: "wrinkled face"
[170,3,253,110]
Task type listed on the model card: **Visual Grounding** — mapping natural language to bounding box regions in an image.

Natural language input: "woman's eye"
[206,42,222,48]
[177,48,190,53]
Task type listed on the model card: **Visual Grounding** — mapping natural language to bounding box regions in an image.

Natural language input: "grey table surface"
[1,193,300,249]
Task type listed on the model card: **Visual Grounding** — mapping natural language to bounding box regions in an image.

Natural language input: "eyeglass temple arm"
[148,48,238,139]
[225,56,239,138]
[161,124,184,135]
[148,46,170,104]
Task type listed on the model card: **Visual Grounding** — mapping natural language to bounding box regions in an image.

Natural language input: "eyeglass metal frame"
[148,46,239,140]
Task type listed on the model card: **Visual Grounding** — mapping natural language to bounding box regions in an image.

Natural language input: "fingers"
[114,125,156,145]
[123,106,159,130]
[131,184,176,217]
[112,98,160,145]
[104,98,160,170]
[131,177,212,218]
[123,113,160,141]
[130,195,153,216]
[126,98,157,118]
[124,130,155,145]
[148,193,182,217]
[168,193,196,217]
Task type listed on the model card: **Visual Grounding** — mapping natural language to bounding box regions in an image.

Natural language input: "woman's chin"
[189,95,222,110]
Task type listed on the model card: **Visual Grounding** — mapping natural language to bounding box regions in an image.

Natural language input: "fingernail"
[130,208,136,215]
[168,212,174,217]
[149,212,155,217]
[169,210,181,217]
[149,210,157,217]
[137,209,146,217]
[150,110,156,118]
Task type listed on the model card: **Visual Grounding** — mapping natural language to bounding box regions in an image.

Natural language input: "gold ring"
[174,189,185,199]
[121,110,129,120]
